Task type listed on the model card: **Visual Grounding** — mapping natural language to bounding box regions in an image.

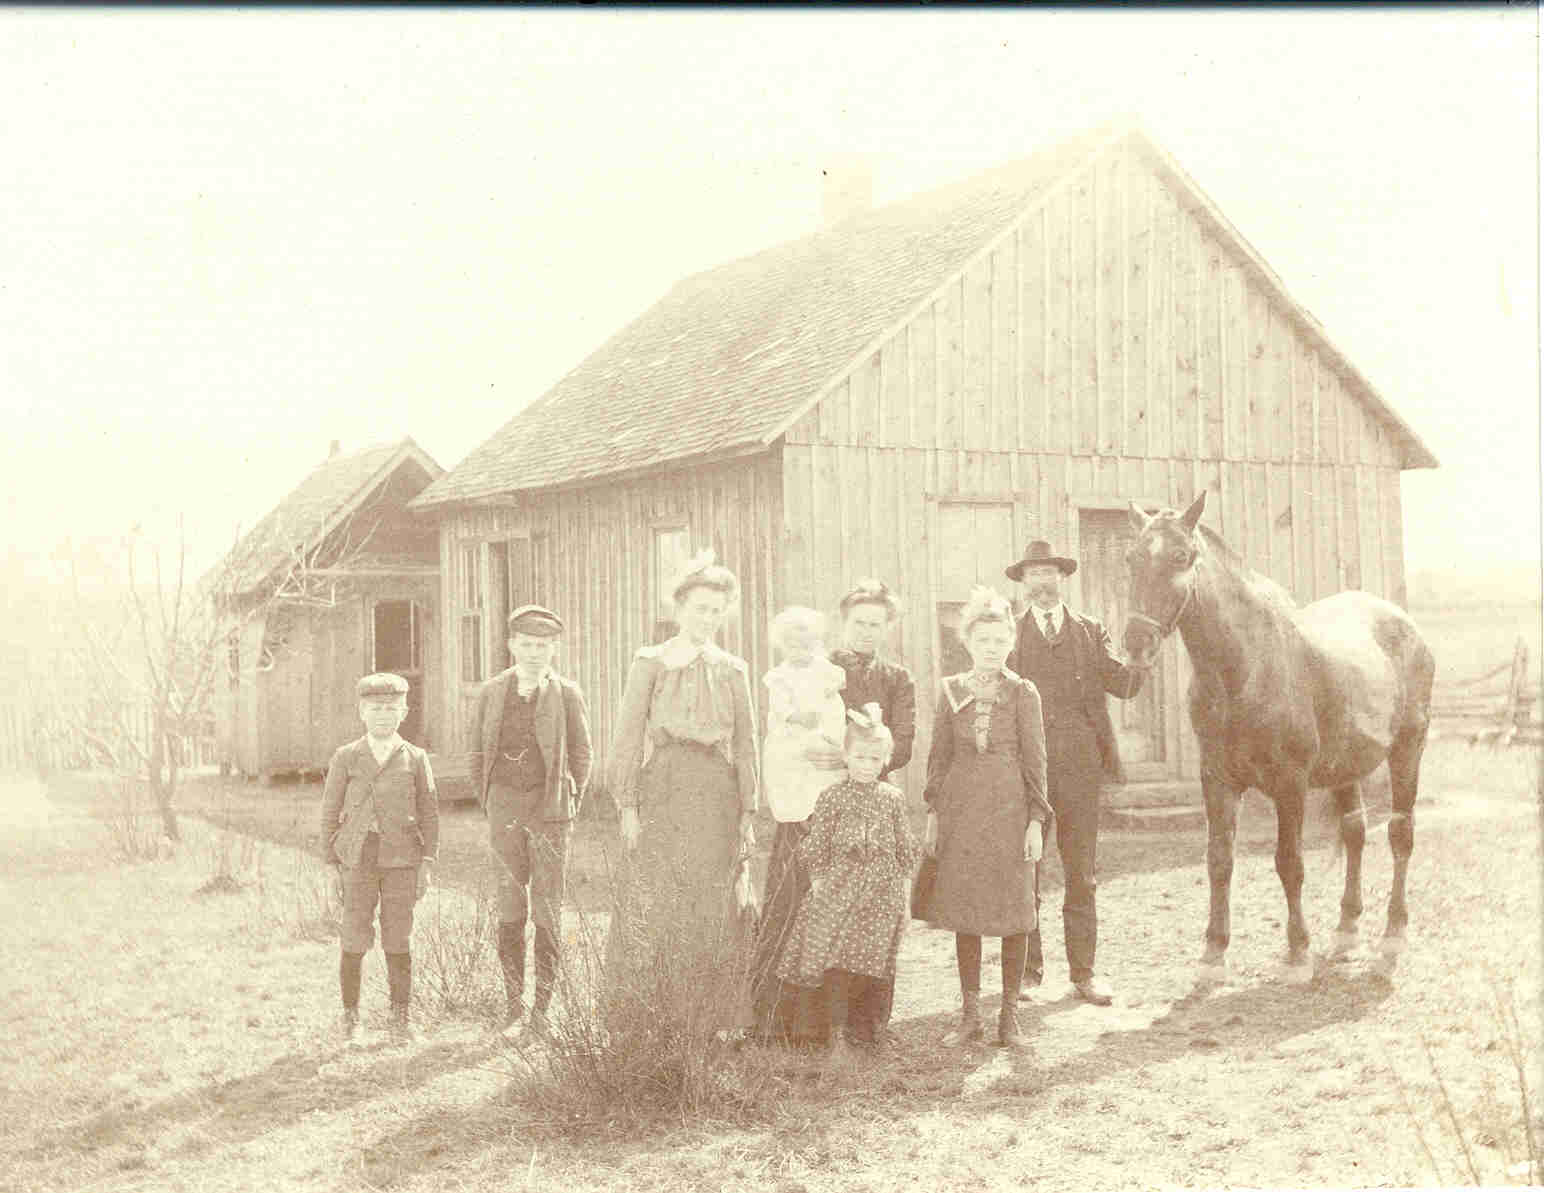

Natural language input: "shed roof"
[216,438,443,595]
[413,123,1435,510]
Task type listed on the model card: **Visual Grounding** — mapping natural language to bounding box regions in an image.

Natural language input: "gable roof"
[216,438,443,595]
[413,123,1435,511]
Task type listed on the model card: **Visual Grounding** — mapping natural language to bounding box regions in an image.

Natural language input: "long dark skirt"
[749,819,830,1044]
[604,742,754,1033]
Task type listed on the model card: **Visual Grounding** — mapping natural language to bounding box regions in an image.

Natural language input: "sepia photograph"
[1,8,1538,1191]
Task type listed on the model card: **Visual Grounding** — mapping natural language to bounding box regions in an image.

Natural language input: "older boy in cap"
[320,672,438,1042]
[474,604,593,1034]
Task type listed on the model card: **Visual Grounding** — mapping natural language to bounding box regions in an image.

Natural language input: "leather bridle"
[1128,573,1194,642]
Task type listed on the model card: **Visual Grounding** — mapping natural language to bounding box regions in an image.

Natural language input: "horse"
[1121,491,1434,980]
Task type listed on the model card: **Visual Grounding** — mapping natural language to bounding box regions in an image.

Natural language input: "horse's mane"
[1194,523,1299,612]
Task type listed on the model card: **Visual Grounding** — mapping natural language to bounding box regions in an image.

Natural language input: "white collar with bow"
[657,635,731,670]
[943,667,1022,713]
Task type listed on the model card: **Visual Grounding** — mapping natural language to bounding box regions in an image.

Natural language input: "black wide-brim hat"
[1005,540,1077,582]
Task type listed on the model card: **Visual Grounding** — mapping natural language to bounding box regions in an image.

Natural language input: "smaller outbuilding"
[211,438,445,781]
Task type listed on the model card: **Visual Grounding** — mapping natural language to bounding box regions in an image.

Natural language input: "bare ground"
[2,740,1539,1192]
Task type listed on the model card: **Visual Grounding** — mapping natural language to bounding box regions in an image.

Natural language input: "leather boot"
[944,990,983,1046]
[530,925,558,1033]
[497,921,527,1027]
[998,1002,1029,1049]
[385,951,413,1042]
[339,951,363,1041]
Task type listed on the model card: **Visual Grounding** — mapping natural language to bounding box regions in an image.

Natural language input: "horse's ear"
[1179,490,1207,533]
[1128,500,1151,533]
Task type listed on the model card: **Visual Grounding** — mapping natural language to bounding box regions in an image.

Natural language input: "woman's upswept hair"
[959,584,1014,640]
[843,701,894,762]
[770,605,826,657]
[670,548,740,606]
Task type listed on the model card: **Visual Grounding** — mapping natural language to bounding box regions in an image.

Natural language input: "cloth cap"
[507,604,564,637]
[357,672,410,699]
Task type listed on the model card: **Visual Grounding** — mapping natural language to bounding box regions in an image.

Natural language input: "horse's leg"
[1199,766,1241,976]
[1383,724,1426,955]
[1329,782,1366,959]
[1273,776,1312,979]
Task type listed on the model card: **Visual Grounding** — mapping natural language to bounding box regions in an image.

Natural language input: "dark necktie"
[1043,610,1056,641]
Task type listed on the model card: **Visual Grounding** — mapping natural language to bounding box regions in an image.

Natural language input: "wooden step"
[1104,780,1200,810]
[1105,803,1209,832]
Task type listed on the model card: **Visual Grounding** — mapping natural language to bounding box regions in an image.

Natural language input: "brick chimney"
[821,155,873,229]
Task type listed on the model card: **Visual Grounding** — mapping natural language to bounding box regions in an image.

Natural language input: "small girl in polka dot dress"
[776,704,919,1064]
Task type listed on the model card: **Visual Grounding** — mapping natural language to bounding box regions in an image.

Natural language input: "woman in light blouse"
[607,550,759,1028]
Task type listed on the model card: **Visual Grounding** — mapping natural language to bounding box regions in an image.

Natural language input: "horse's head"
[1123,491,1207,667]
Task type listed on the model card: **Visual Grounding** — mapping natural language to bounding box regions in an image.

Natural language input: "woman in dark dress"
[920,586,1050,1049]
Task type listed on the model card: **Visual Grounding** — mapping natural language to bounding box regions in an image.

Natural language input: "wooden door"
[1077,508,1166,779]
[932,501,1018,681]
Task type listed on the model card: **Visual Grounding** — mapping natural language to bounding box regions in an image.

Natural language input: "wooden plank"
[1316,363,1340,464]
[1266,307,1290,459]
[1219,460,1244,554]
[1339,377,1362,466]
[1314,463,1338,600]
[1147,185,1174,461]
[1194,459,1222,531]
[1072,168,1099,455]
[1266,463,1292,595]
[1046,190,1074,455]
[1021,217,1047,452]
[1246,462,1271,579]
[1293,339,1316,462]
[1357,464,1383,598]
[1098,150,1125,456]
[938,280,965,451]
[1337,466,1361,589]
[1246,285,1270,463]
[851,351,879,448]
[1171,453,1197,512]
[1144,458,1170,514]
[963,256,992,453]
[992,239,1018,453]
[1222,260,1247,461]
[1289,463,1315,602]
[910,306,938,450]
[842,445,871,593]
[1199,234,1225,461]
[880,336,908,450]
[1171,212,1199,459]
[1378,467,1407,607]
[1124,163,1151,461]
[782,443,814,604]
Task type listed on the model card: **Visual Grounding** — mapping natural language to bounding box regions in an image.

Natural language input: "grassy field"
[4,731,1540,1193]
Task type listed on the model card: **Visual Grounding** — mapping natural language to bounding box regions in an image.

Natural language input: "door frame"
[1064,490,1179,783]
[924,490,1034,684]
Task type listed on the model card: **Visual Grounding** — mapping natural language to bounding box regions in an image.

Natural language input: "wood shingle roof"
[414,122,1434,510]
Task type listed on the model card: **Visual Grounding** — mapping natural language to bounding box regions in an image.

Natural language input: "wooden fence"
[0,696,218,778]
[1430,637,1541,747]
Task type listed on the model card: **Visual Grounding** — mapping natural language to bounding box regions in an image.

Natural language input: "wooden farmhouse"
[213,438,446,780]
[410,123,1437,802]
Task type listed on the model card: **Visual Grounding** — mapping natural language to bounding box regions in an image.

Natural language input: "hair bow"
[846,702,885,730]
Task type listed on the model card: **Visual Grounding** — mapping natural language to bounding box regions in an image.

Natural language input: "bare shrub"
[193,790,261,896]
[414,874,502,1016]
[246,841,339,942]
[99,774,166,864]
[501,848,788,1131]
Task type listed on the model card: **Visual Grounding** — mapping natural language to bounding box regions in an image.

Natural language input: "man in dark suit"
[475,605,593,1035]
[1005,541,1148,1006]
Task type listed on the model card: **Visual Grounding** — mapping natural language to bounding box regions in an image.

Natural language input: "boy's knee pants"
[487,784,571,932]
[340,833,417,953]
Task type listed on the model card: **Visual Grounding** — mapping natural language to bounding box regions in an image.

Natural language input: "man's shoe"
[1072,977,1114,1006]
[338,1008,360,1043]
[1017,971,1043,1002]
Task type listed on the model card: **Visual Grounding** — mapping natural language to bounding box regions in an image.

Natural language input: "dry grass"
[4,733,1539,1191]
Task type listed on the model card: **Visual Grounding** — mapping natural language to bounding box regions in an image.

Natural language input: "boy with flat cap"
[321,672,439,1042]
[474,604,593,1035]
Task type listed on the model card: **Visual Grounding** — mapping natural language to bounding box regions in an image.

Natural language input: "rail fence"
[1430,637,1541,748]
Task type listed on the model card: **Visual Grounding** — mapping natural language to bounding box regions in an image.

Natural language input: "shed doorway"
[372,599,424,746]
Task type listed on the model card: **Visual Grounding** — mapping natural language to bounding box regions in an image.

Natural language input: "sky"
[2,7,1538,588]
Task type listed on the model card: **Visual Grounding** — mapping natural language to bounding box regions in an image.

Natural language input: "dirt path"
[3,756,1539,1192]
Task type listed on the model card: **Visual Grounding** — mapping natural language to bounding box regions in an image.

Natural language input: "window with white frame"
[652,525,691,642]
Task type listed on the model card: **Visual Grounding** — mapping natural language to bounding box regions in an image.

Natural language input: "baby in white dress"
[761,606,847,823]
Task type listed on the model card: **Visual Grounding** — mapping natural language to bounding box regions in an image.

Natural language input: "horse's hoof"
[1194,960,1228,986]
[1277,957,1315,986]
[1329,930,1360,960]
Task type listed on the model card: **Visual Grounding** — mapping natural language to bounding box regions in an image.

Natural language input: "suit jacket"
[320,737,438,868]
[1008,608,1144,784]
[474,667,593,821]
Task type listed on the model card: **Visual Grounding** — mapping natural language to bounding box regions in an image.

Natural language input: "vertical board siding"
[426,150,1418,799]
